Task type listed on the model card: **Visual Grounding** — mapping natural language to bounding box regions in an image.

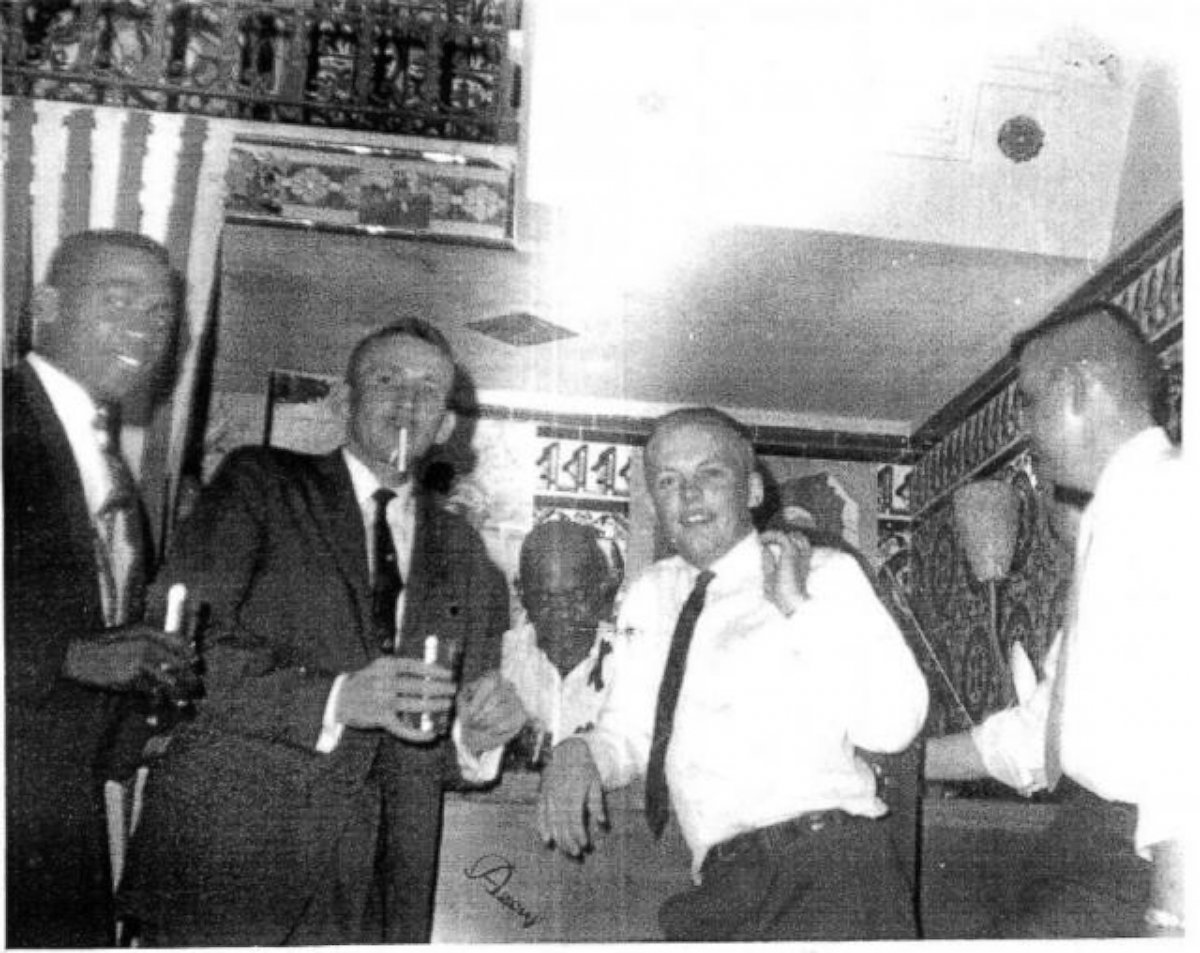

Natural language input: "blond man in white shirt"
[537,407,928,941]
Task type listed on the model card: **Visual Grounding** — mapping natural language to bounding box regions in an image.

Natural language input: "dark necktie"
[372,488,404,652]
[646,569,714,838]
[92,403,145,626]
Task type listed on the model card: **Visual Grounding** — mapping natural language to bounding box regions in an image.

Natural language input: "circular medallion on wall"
[997,115,1045,163]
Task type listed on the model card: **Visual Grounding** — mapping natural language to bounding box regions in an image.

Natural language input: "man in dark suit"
[120,319,526,945]
[4,230,196,948]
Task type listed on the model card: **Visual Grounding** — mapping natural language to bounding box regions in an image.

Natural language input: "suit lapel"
[308,451,376,652]
[399,497,458,648]
[12,362,105,619]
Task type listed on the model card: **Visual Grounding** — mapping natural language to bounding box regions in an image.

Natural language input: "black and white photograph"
[2,0,1190,947]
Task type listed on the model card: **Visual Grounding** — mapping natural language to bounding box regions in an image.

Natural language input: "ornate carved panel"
[1,0,521,143]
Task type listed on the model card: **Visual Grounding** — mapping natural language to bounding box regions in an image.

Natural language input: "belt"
[705,810,855,869]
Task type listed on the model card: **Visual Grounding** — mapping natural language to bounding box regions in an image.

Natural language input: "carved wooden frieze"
[1,0,520,143]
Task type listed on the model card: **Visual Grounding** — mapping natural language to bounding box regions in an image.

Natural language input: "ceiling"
[216,0,1183,436]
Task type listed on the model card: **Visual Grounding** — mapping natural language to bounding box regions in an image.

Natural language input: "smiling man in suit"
[119,318,525,945]
[4,230,195,948]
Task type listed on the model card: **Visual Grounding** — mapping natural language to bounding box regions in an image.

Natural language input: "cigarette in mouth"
[389,426,409,473]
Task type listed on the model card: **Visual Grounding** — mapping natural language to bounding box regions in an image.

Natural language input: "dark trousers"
[287,747,444,945]
[658,811,917,942]
[992,777,1153,939]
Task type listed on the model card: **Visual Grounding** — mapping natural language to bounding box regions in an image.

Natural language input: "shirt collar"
[511,619,611,678]
[1091,427,1173,504]
[686,530,761,589]
[341,446,412,510]
[26,352,100,428]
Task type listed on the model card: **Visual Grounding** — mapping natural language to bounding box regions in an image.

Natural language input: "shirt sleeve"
[968,635,1058,796]
[583,574,664,790]
[315,673,348,753]
[1117,472,1189,854]
[813,552,928,753]
[452,718,504,784]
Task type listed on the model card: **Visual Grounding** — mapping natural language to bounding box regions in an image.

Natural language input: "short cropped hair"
[519,519,609,588]
[1010,300,1161,410]
[645,406,756,473]
[46,230,173,295]
[345,318,461,406]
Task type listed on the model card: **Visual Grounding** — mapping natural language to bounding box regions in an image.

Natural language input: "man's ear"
[29,285,60,348]
[748,470,765,510]
[1065,364,1097,426]
[435,410,458,445]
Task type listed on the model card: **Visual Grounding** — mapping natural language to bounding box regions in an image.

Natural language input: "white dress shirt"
[318,448,501,782]
[584,531,929,873]
[971,427,1187,854]
[27,353,114,516]
[501,618,616,743]
[27,353,136,624]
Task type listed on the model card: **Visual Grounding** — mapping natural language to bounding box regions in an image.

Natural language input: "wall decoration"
[996,115,1045,163]
[1,0,521,144]
[911,450,1074,735]
[226,136,515,245]
[876,462,913,596]
[532,429,635,598]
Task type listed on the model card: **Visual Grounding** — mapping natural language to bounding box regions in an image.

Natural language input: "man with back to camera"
[501,519,620,767]
[927,302,1186,938]
[4,230,196,947]
[537,407,929,941]
[119,318,527,944]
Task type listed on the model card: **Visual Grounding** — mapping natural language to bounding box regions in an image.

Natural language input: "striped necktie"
[646,570,714,838]
[92,403,146,627]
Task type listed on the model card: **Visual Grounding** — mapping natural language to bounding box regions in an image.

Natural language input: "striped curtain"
[3,96,234,548]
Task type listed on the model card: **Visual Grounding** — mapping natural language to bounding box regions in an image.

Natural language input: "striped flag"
[2,96,234,544]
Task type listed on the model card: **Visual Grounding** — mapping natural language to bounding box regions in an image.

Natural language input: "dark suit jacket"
[120,445,509,945]
[4,362,120,948]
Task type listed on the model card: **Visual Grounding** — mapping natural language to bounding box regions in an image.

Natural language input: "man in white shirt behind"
[537,407,929,941]
[501,519,620,768]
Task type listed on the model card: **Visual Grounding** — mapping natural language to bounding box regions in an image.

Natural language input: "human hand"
[458,672,527,755]
[64,624,196,692]
[337,656,456,743]
[760,529,811,617]
[536,737,607,858]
